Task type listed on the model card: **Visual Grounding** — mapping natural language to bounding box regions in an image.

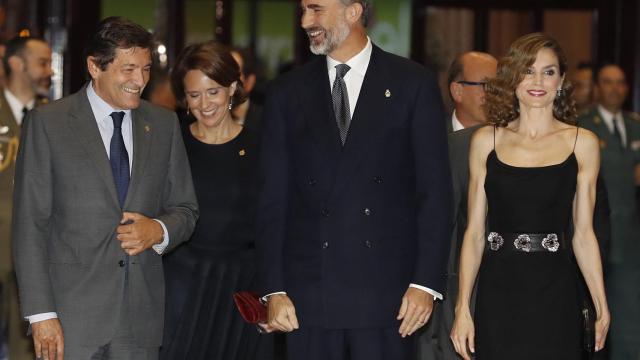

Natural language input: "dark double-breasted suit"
[257,44,452,339]
[11,88,198,349]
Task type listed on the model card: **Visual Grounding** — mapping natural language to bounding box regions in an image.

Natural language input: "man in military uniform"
[0,35,52,360]
[578,63,640,360]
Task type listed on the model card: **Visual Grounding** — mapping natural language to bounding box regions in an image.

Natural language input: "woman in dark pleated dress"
[159,41,273,360]
[450,33,610,360]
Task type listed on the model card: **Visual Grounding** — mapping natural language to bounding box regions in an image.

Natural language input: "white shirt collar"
[86,81,132,125]
[451,110,465,132]
[326,37,372,77]
[4,88,35,126]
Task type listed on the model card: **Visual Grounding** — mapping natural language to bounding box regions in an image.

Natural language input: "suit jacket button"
[322,241,329,249]
[321,208,330,217]
[373,176,383,184]
[308,178,317,186]
[118,260,126,267]
[365,240,372,248]
[364,208,372,216]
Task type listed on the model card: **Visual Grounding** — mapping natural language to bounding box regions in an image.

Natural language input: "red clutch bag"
[233,291,267,324]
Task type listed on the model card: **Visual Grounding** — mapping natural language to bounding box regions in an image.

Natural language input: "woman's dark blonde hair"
[484,33,577,127]
[171,41,247,109]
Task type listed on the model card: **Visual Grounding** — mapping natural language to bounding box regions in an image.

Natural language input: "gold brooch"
[239,149,246,156]
[144,125,151,132]
[385,89,391,98]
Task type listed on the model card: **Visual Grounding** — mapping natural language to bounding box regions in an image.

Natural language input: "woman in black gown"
[160,41,272,360]
[450,33,610,359]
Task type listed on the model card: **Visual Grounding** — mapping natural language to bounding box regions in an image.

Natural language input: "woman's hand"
[450,308,476,360]
[595,305,610,352]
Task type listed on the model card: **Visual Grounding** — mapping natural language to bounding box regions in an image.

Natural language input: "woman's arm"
[573,127,610,352]
[451,126,493,360]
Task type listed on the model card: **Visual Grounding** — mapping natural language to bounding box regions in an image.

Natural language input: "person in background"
[578,63,640,360]
[141,67,176,111]
[446,52,497,132]
[161,41,273,360]
[0,34,52,360]
[572,61,595,114]
[231,47,262,132]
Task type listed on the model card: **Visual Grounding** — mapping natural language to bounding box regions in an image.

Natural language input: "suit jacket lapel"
[329,46,389,201]
[68,89,120,207]
[301,57,342,158]
[126,107,152,208]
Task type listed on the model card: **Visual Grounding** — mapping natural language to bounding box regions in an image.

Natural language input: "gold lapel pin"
[239,149,246,156]
[144,125,151,132]
[385,89,391,98]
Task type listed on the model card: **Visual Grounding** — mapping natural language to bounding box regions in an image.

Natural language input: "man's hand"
[116,212,164,255]
[397,287,434,337]
[266,294,299,332]
[32,318,64,360]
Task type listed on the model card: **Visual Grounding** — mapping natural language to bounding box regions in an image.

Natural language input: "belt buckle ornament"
[514,234,532,252]
[541,233,559,252]
[487,232,504,251]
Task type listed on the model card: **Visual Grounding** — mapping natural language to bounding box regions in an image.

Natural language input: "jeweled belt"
[487,232,566,253]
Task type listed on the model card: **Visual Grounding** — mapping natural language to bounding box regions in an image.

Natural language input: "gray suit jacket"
[11,87,198,347]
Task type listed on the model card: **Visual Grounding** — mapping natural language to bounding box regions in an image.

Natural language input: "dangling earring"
[228,97,233,110]
[186,107,190,115]
[556,88,563,97]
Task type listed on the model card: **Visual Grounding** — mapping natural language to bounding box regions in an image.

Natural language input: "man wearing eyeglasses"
[418,51,496,359]
[446,52,496,133]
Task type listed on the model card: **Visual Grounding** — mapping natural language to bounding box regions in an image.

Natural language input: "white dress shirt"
[267,38,442,301]
[26,83,170,324]
[598,105,627,147]
[3,88,35,126]
[451,110,465,132]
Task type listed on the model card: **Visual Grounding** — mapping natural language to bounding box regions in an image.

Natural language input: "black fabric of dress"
[475,136,582,359]
[160,125,273,360]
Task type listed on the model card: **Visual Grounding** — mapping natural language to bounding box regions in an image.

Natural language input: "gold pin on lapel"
[239,149,246,156]
[385,89,391,98]
[594,115,601,125]
[144,125,151,132]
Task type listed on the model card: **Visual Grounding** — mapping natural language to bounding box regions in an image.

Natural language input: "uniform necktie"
[332,64,351,144]
[21,106,28,123]
[109,111,130,207]
[612,116,625,149]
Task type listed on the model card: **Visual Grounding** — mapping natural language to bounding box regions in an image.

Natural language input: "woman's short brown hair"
[484,32,577,127]
[171,41,247,109]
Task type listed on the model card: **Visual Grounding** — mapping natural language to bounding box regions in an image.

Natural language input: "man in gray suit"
[11,17,198,360]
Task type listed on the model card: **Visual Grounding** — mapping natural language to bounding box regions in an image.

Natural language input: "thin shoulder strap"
[493,125,497,150]
[573,125,579,152]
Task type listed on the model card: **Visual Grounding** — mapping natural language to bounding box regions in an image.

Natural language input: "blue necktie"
[109,111,129,207]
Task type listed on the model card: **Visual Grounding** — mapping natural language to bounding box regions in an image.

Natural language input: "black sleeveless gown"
[475,143,583,359]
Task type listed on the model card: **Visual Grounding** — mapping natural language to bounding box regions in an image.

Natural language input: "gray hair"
[341,0,371,27]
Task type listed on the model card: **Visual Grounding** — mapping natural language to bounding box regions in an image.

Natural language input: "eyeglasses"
[456,80,487,90]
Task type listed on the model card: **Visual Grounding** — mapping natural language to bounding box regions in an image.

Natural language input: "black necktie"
[21,107,28,123]
[611,116,625,149]
[332,64,351,144]
[109,111,130,207]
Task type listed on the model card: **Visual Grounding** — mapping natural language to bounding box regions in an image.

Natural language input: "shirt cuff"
[409,283,443,300]
[26,312,58,324]
[152,219,170,254]
[261,291,287,303]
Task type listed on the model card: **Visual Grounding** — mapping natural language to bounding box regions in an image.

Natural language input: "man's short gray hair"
[341,0,371,27]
